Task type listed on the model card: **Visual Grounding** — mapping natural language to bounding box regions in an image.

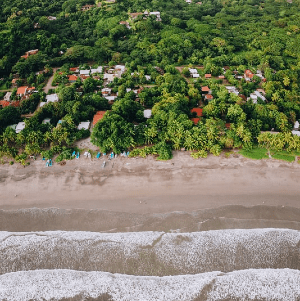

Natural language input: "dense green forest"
[1,0,300,163]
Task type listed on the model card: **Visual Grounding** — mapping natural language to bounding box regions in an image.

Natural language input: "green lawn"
[239,147,298,162]
[239,147,269,160]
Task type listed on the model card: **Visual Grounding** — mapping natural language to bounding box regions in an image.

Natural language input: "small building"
[205,74,212,79]
[45,94,59,103]
[189,68,198,75]
[149,11,161,21]
[80,70,90,76]
[0,101,10,108]
[4,92,12,102]
[47,16,57,21]
[21,49,39,59]
[103,73,115,84]
[17,86,28,96]
[144,109,152,119]
[145,75,151,81]
[192,74,200,78]
[205,94,213,101]
[16,122,26,133]
[201,86,210,93]
[249,91,266,104]
[102,88,111,96]
[191,108,203,125]
[93,111,106,126]
[105,96,117,102]
[77,121,90,130]
[119,21,131,29]
[129,12,143,19]
[294,121,299,130]
[68,75,78,82]
[70,67,79,73]
[292,130,300,136]
[186,0,192,3]
[225,86,239,95]
[42,118,51,124]
[244,69,254,81]
[91,66,103,74]
[81,4,94,11]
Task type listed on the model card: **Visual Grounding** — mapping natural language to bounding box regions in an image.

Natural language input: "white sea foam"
[0,269,300,301]
[0,229,299,275]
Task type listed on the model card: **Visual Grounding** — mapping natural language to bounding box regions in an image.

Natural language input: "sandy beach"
[0,151,300,213]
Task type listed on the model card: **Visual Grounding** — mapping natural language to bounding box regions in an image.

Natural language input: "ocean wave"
[1,229,299,275]
[0,269,300,301]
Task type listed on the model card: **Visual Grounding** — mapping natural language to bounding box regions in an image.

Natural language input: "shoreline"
[1,151,300,213]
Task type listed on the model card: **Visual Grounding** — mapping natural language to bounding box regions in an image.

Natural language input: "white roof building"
[91,66,103,74]
[4,92,12,101]
[292,130,300,136]
[42,118,51,124]
[144,109,152,119]
[103,73,115,83]
[249,91,266,104]
[45,94,59,103]
[80,70,90,76]
[105,96,117,102]
[102,88,112,95]
[77,121,90,130]
[16,122,25,133]
[189,68,198,74]
[192,74,200,78]
[115,65,126,73]
[294,121,299,129]
[40,102,46,108]
[145,75,151,81]
[225,86,239,95]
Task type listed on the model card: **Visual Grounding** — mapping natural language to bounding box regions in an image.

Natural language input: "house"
[93,111,106,126]
[145,75,151,81]
[205,94,213,101]
[0,101,10,108]
[21,49,39,59]
[205,74,212,79]
[249,91,266,104]
[149,11,161,21]
[191,108,203,125]
[192,74,200,78]
[292,130,300,136]
[218,75,225,79]
[244,69,254,81]
[81,4,94,11]
[104,96,117,102]
[4,92,12,102]
[80,70,90,76]
[91,66,103,74]
[120,21,131,29]
[47,16,56,21]
[102,88,111,96]
[16,122,26,133]
[186,0,192,3]
[77,121,90,130]
[46,94,59,103]
[17,86,28,96]
[129,12,143,19]
[294,121,299,130]
[42,118,51,124]
[115,65,126,74]
[103,73,115,84]
[70,67,79,73]
[225,86,239,95]
[201,86,210,93]
[68,75,78,82]
[11,78,18,87]
[189,68,198,74]
[144,109,152,119]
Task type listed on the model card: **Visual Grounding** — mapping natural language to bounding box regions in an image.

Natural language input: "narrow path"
[44,67,58,94]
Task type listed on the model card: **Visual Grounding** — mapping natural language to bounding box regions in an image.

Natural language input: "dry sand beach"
[0,151,300,213]
[1,150,300,300]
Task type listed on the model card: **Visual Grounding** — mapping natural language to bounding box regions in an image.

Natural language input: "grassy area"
[238,147,269,160]
[239,147,298,162]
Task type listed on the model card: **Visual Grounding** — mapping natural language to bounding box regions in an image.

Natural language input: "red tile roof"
[191,108,203,117]
[225,123,231,129]
[244,69,254,78]
[70,67,78,71]
[205,94,213,100]
[11,101,20,107]
[93,111,106,126]
[0,101,10,107]
[201,86,210,92]
[191,118,200,125]
[17,86,28,95]
[68,75,77,81]
[205,74,212,78]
